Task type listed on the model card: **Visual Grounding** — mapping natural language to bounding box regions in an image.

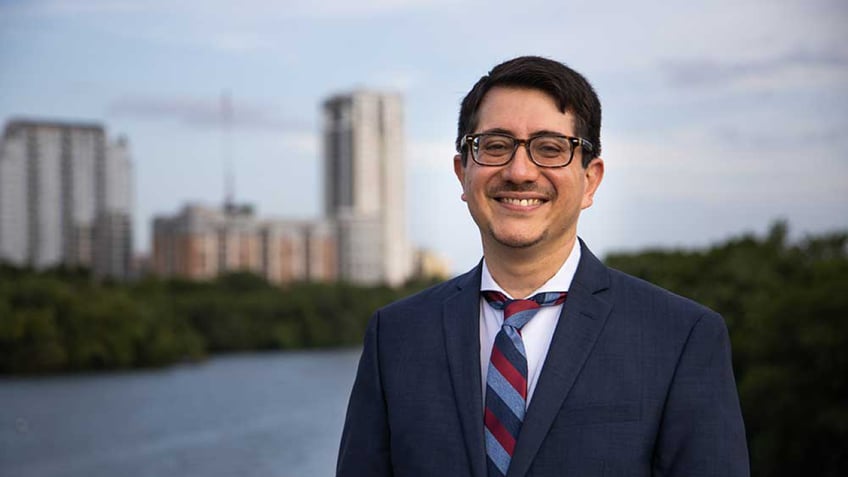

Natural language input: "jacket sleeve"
[653,311,750,477]
[337,312,393,476]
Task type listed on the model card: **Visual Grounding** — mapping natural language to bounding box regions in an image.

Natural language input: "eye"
[478,136,513,156]
[532,137,570,158]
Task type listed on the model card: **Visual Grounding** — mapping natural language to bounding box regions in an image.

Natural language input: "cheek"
[464,172,484,195]
[464,177,488,208]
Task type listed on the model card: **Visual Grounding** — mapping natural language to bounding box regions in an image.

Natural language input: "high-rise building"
[0,119,133,279]
[323,91,411,286]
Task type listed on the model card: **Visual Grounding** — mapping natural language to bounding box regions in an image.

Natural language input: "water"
[0,349,362,477]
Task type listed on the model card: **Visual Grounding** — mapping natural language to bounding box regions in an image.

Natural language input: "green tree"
[606,223,848,476]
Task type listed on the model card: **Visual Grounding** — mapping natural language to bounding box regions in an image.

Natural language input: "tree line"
[0,266,438,373]
[604,222,846,476]
[1,221,845,475]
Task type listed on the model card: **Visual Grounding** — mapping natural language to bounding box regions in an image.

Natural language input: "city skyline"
[138,89,428,286]
[1,0,845,274]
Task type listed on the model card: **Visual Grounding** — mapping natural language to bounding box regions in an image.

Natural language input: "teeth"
[501,198,542,206]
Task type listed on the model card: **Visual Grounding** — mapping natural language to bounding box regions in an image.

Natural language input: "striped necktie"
[482,290,567,477]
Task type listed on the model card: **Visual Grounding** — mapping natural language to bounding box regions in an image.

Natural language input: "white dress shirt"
[479,238,581,407]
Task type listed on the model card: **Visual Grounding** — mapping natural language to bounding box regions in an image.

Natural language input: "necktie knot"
[482,290,567,330]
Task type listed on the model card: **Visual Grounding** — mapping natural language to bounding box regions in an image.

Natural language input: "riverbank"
[0,267,435,374]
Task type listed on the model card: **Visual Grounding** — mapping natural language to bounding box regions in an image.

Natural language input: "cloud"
[710,125,846,151]
[6,0,455,19]
[194,31,276,53]
[662,45,848,90]
[407,138,456,172]
[106,94,310,132]
[282,131,320,157]
[368,68,424,92]
[284,0,457,18]
[2,0,458,54]
[0,0,152,15]
[604,127,848,207]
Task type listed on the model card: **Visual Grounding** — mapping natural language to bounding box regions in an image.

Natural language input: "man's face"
[454,86,604,255]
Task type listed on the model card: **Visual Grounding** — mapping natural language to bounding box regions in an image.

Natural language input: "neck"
[484,235,577,298]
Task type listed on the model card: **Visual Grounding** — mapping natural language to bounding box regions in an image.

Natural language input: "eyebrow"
[479,127,570,137]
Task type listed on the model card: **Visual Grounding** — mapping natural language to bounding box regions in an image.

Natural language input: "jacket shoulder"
[605,266,722,325]
[378,269,472,317]
[577,239,719,326]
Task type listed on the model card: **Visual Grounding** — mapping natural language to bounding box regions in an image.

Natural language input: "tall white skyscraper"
[0,119,133,279]
[323,91,411,286]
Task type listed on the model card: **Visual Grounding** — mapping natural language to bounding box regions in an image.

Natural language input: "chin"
[489,228,546,249]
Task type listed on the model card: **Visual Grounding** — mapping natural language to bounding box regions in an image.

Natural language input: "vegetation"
[606,222,847,476]
[1,221,845,475]
[0,265,437,373]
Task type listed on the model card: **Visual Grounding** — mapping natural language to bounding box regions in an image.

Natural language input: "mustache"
[488,182,553,196]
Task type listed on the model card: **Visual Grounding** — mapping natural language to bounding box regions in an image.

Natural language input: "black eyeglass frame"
[463,132,594,168]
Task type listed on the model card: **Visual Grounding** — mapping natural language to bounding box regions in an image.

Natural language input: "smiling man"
[337,56,749,477]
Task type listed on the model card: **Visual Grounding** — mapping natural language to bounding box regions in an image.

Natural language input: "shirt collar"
[480,238,582,299]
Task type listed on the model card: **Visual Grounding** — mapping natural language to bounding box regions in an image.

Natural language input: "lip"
[492,194,549,210]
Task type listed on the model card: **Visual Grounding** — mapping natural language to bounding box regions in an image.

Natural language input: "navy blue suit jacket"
[337,241,749,476]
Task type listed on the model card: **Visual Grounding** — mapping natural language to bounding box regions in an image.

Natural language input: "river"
[0,348,362,477]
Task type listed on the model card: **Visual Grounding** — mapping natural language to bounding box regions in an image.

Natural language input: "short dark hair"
[455,56,601,168]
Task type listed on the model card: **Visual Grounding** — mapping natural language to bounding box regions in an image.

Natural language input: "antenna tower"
[221,90,235,211]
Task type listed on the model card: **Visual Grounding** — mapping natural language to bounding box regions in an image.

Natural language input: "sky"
[1,0,846,274]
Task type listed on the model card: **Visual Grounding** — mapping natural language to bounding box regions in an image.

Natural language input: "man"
[337,56,749,476]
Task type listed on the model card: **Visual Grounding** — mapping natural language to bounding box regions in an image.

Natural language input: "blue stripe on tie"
[487,457,505,477]
[505,308,536,330]
[485,428,511,475]
[486,383,523,430]
[534,291,560,304]
[502,326,527,363]
[487,367,525,420]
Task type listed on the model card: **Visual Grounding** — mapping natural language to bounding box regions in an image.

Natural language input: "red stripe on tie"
[484,408,517,455]
[505,300,539,317]
[490,346,527,399]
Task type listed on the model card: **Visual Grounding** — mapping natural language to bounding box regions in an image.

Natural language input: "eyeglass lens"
[473,134,574,166]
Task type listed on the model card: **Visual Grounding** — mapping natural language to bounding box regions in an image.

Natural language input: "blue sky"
[1,0,846,274]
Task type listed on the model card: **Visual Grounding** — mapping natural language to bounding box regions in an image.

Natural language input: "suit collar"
[508,239,614,477]
[571,237,611,295]
[443,261,487,477]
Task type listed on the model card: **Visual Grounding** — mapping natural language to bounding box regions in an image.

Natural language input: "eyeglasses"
[463,132,593,168]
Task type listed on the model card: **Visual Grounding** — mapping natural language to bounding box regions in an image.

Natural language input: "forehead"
[475,86,576,136]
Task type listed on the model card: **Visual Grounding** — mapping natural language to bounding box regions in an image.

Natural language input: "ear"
[580,157,604,210]
[453,154,468,201]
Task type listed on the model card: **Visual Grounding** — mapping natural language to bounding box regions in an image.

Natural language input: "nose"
[500,143,539,183]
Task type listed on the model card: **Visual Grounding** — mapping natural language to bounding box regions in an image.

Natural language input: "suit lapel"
[442,263,487,477]
[508,241,614,477]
